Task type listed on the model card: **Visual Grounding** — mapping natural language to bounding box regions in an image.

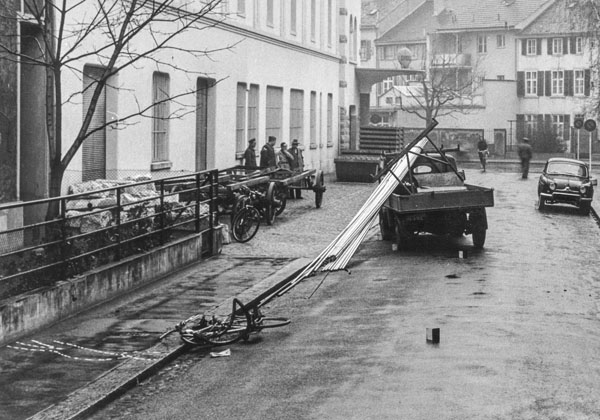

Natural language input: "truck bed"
[384,184,494,214]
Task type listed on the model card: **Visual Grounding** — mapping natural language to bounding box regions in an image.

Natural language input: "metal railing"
[0,169,219,300]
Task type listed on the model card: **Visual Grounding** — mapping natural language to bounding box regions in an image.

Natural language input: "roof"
[377,1,435,43]
[434,0,552,32]
[377,0,553,41]
[361,0,403,26]
[516,0,585,35]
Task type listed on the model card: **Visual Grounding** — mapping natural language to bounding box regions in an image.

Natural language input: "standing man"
[517,137,533,179]
[243,138,257,168]
[260,135,277,169]
[289,139,305,198]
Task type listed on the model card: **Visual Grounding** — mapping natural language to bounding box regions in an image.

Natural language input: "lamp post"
[397,47,413,69]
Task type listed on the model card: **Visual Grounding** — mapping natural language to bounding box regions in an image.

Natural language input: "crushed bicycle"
[159,298,290,347]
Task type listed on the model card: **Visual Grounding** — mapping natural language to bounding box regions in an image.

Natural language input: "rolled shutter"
[517,71,525,97]
[585,69,591,96]
[537,71,544,96]
[545,71,551,96]
[564,70,574,96]
[82,65,107,182]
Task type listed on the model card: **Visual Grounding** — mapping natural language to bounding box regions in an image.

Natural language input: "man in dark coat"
[517,137,533,179]
[260,136,277,168]
[289,139,305,198]
[243,138,257,168]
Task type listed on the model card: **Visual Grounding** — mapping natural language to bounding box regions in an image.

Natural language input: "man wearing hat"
[260,135,277,169]
[243,138,257,168]
[517,137,533,179]
[289,139,304,198]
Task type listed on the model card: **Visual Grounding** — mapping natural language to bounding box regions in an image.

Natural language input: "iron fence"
[0,169,219,300]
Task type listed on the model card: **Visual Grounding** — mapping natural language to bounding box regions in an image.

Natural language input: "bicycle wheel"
[231,206,261,242]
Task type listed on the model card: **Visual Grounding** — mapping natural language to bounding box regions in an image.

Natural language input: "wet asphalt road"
[88,169,600,420]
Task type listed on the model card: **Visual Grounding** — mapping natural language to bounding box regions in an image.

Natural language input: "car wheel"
[470,209,487,249]
[537,195,546,211]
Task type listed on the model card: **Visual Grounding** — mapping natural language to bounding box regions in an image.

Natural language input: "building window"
[310,0,316,41]
[552,38,563,55]
[381,45,396,60]
[289,89,304,144]
[152,72,170,162]
[525,71,537,95]
[525,114,537,138]
[290,0,297,34]
[575,70,585,95]
[551,70,564,95]
[496,34,505,48]
[235,83,247,153]
[266,0,274,27]
[383,77,393,91]
[497,75,505,80]
[576,37,583,54]
[385,97,393,105]
[266,86,283,140]
[526,39,537,55]
[477,35,487,53]
[360,40,371,61]
[248,84,259,144]
[237,0,245,16]
[327,93,333,146]
[310,91,317,147]
[552,115,565,136]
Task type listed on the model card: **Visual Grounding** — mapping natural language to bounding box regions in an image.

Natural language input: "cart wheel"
[274,185,288,216]
[470,209,487,249]
[314,170,325,208]
[265,182,277,225]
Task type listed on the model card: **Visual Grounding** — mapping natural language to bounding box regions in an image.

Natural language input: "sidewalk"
[0,176,375,420]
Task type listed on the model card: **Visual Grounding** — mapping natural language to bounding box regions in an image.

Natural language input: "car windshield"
[546,162,587,177]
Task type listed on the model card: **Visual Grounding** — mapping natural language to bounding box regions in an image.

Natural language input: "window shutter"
[517,71,525,97]
[521,39,527,55]
[570,37,576,54]
[537,71,544,96]
[537,114,544,141]
[547,38,553,55]
[585,69,591,96]
[564,70,574,96]
[563,115,570,140]
[563,37,569,54]
[516,114,524,143]
[537,38,542,55]
[545,71,551,96]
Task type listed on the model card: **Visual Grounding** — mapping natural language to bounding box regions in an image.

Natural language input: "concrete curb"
[29,258,311,420]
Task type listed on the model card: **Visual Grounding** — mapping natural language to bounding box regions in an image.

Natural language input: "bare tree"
[394,38,483,127]
[0,0,232,214]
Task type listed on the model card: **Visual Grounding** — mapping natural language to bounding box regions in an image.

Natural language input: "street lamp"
[397,47,412,69]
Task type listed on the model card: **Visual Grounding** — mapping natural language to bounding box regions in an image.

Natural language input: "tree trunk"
[45,163,64,220]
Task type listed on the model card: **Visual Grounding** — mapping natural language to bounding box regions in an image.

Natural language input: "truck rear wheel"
[379,209,394,241]
[395,217,416,250]
[470,209,487,249]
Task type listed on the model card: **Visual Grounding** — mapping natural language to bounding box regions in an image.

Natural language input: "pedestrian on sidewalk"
[289,139,305,199]
[477,135,489,172]
[260,136,277,169]
[277,142,294,170]
[243,138,257,168]
[517,137,533,179]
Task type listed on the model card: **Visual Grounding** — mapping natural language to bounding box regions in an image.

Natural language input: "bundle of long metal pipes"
[276,137,430,297]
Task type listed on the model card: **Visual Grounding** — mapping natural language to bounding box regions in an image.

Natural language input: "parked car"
[537,158,597,214]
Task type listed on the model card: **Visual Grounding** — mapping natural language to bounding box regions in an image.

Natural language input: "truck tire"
[470,209,487,249]
[394,216,416,250]
[379,209,394,241]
